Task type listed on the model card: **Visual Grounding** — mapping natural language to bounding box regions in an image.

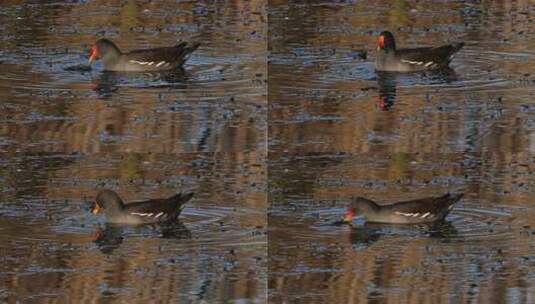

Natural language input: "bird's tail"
[452,42,465,52]
[441,193,464,207]
[167,192,194,219]
[170,192,194,204]
[176,42,200,60]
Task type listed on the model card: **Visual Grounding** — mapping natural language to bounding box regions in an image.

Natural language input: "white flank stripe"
[421,212,431,218]
[155,212,164,218]
[131,212,150,217]
[395,211,415,217]
[129,60,153,65]
[401,59,424,65]
[424,62,434,67]
[156,61,166,67]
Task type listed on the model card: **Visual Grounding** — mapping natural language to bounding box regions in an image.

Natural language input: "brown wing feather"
[382,193,463,214]
[125,42,200,67]
[397,43,464,67]
[124,192,194,219]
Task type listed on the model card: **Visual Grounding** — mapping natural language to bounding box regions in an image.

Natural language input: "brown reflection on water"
[0,0,266,303]
[269,0,535,303]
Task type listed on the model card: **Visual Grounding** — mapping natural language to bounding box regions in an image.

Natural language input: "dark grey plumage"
[91,189,194,224]
[88,38,200,71]
[344,193,464,224]
[375,31,464,72]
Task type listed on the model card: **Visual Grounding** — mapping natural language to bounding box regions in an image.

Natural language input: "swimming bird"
[375,31,464,72]
[342,193,464,224]
[88,38,200,71]
[91,189,194,224]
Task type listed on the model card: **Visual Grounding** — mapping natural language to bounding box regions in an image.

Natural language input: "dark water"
[0,1,266,303]
[268,1,535,303]
[1,0,534,303]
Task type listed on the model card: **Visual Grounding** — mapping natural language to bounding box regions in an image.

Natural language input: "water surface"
[0,1,267,303]
[269,1,535,303]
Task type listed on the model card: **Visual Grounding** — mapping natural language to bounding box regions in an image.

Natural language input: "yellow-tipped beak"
[88,53,97,64]
[88,45,97,64]
[342,214,353,223]
[91,201,102,214]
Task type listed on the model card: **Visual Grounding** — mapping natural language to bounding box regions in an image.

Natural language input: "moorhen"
[342,193,463,224]
[375,31,464,72]
[91,189,194,224]
[88,38,200,72]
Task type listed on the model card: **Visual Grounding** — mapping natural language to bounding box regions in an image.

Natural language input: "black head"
[88,38,121,65]
[91,189,125,215]
[378,31,396,51]
[342,197,380,223]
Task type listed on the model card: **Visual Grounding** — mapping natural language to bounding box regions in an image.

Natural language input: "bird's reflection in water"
[159,221,192,239]
[347,220,458,249]
[91,224,124,254]
[90,68,188,98]
[348,226,382,248]
[91,222,191,254]
[375,68,459,111]
[376,71,397,111]
[427,220,458,239]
